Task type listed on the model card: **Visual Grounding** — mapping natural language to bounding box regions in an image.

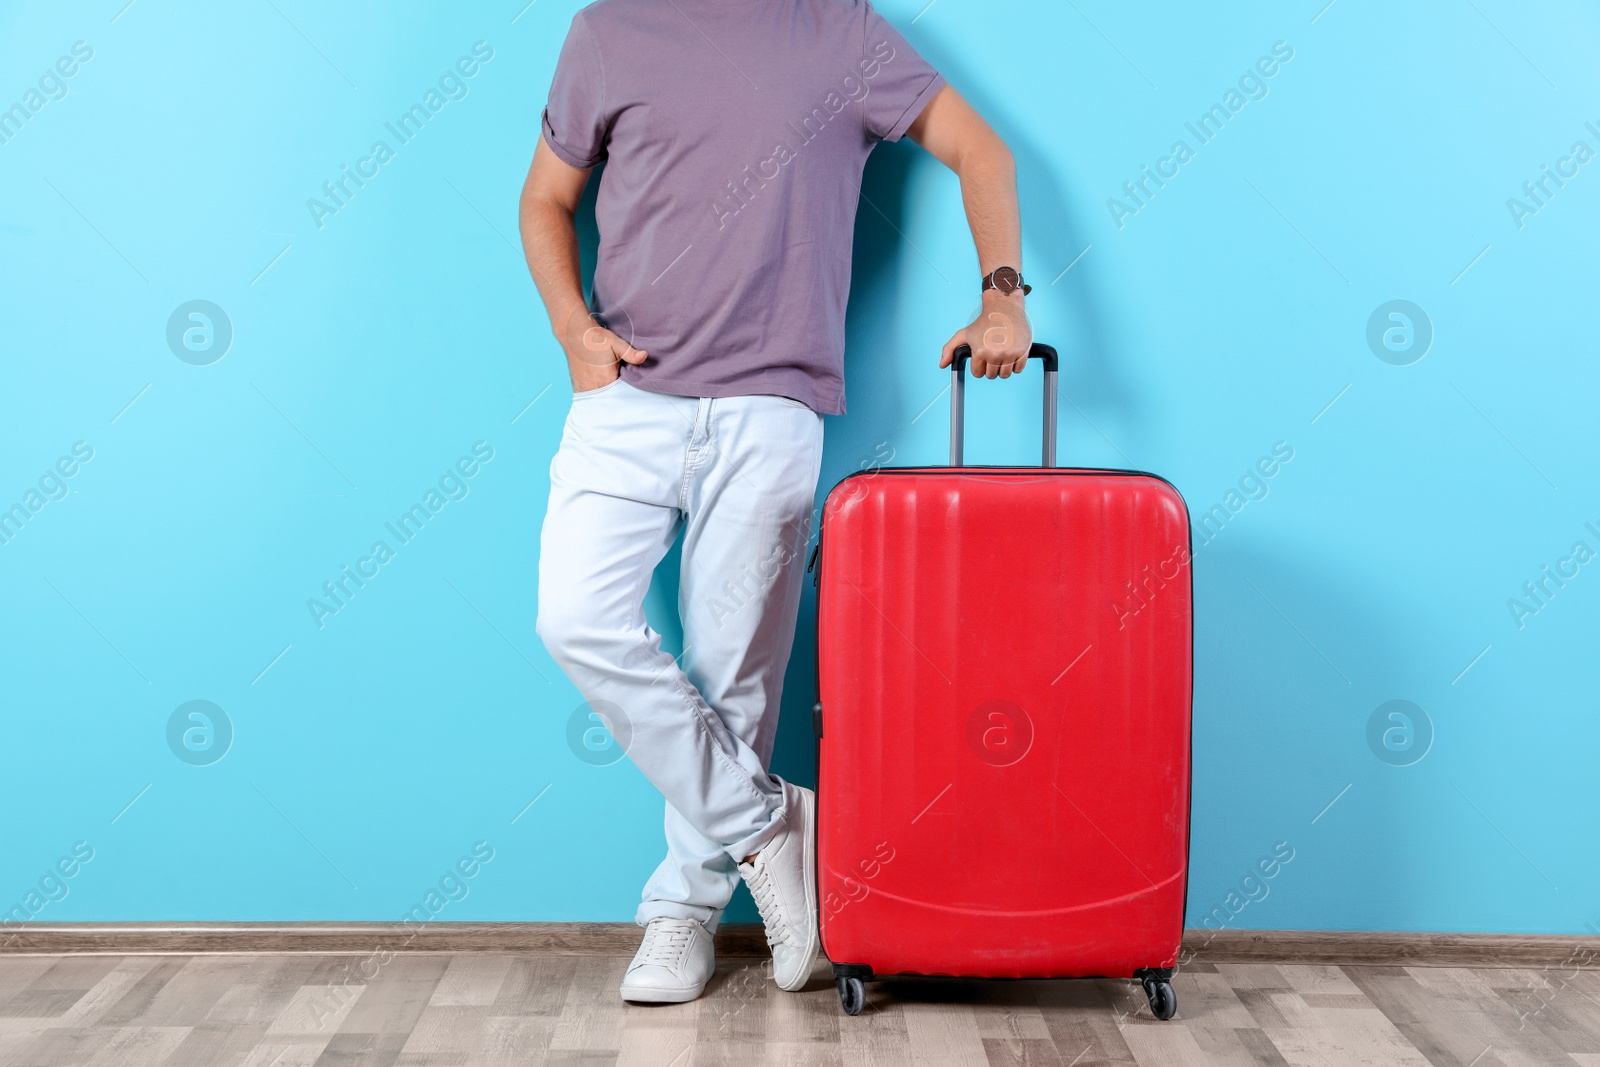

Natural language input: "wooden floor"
[2,952,1597,1066]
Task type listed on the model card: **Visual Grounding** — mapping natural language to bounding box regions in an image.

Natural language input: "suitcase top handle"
[950,342,1059,468]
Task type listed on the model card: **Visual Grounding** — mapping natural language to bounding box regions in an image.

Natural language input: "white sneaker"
[738,779,819,992]
[619,917,715,1003]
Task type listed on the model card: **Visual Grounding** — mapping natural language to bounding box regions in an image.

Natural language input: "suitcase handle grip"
[950,343,1059,467]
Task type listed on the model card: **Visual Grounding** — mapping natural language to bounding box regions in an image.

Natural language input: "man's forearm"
[907,86,1032,375]
[954,133,1022,278]
[518,194,588,338]
[518,141,644,387]
[951,125,1031,371]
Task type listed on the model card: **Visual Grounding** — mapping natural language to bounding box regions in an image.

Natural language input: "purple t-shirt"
[542,0,944,415]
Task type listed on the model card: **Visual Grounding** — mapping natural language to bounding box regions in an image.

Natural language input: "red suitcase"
[813,344,1192,1018]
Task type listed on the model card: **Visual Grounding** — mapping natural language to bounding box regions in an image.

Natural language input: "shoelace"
[638,922,695,968]
[744,861,789,950]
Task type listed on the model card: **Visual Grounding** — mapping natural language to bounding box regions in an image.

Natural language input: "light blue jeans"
[536,377,824,931]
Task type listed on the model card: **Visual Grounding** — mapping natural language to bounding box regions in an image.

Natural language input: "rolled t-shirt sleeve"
[541,12,608,169]
[860,1,945,142]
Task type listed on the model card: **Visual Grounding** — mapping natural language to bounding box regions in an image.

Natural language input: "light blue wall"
[3,0,1596,936]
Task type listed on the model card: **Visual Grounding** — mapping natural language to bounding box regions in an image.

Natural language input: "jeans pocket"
[572,376,625,400]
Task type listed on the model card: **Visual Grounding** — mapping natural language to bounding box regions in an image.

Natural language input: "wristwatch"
[981,266,1031,296]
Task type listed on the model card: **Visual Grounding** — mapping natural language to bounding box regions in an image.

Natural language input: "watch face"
[992,266,1020,292]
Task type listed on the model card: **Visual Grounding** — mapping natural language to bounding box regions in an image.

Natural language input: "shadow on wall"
[575,160,604,295]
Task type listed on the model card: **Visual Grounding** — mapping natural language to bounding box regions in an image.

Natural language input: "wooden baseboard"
[1183,929,1599,968]
[3,923,1596,968]
[0,923,771,958]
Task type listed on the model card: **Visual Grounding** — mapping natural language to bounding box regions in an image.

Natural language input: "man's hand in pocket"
[561,308,648,392]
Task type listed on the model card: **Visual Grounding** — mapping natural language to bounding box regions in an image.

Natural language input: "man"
[519,0,1032,1004]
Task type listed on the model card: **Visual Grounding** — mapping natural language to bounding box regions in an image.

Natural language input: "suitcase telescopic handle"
[950,343,1059,467]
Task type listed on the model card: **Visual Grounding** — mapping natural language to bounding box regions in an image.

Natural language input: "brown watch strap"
[981,266,1032,296]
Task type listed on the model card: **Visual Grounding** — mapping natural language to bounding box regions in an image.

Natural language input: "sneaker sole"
[776,785,820,992]
[619,979,707,1004]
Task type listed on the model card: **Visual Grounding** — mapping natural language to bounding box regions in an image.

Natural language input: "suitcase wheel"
[1142,976,1177,1020]
[837,976,866,1016]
